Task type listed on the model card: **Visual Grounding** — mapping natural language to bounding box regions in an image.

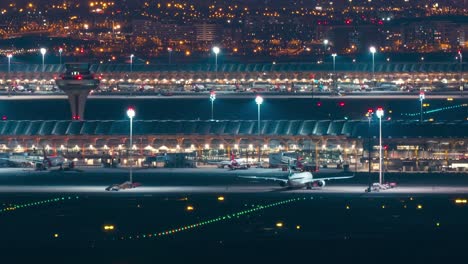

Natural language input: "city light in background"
[0,1,465,62]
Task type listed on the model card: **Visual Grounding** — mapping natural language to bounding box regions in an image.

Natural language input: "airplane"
[1,149,74,171]
[228,157,251,170]
[239,166,353,189]
[211,153,252,170]
[36,149,75,171]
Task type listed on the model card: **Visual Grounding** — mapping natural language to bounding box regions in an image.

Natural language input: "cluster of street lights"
[124,46,222,73]
[323,44,378,88]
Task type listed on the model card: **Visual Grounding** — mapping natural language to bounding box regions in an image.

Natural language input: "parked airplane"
[1,150,74,170]
[239,166,353,189]
[38,149,75,170]
[228,157,251,170]
[211,153,252,170]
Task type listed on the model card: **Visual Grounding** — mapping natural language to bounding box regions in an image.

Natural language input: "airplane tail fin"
[42,148,52,167]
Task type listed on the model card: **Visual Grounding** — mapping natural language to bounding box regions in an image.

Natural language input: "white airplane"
[37,149,75,170]
[227,157,251,170]
[239,167,353,189]
[1,150,74,170]
[211,154,251,170]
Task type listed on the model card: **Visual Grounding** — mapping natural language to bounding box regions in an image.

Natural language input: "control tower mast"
[55,63,100,120]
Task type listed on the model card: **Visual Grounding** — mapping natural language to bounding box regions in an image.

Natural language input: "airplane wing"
[239,176,288,184]
[314,175,354,181]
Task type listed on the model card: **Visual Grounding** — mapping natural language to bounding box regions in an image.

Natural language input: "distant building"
[194,23,221,42]
[132,19,156,36]
[132,20,195,42]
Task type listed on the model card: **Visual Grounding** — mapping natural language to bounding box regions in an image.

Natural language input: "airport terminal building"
[1,62,466,92]
[0,119,466,171]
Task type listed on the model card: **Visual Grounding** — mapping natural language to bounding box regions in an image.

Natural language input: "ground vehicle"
[268,152,297,168]
[142,155,167,168]
[105,181,141,191]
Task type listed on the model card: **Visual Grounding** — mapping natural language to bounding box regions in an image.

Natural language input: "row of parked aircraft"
[1,150,74,170]
[1,149,353,191]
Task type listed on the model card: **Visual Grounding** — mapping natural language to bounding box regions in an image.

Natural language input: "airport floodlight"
[40,48,47,72]
[127,107,135,118]
[255,95,263,162]
[370,46,376,81]
[255,95,263,105]
[58,48,63,64]
[127,107,135,184]
[376,107,384,185]
[458,50,463,96]
[419,91,425,123]
[7,54,12,74]
[332,54,337,90]
[213,46,220,73]
[376,107,384,118]
[323,39,329,45]
[168,47,173,64]
[210,91,216,101]
[130,54,134,72]
[210,91,216,120]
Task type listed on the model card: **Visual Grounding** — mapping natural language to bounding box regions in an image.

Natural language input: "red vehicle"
[105,181,142,191]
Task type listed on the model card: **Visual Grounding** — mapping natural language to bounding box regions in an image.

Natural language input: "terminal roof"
[0,120,466,138]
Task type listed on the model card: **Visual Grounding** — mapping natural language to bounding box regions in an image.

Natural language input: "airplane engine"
[279,182,287,187]
[316,180,326,187]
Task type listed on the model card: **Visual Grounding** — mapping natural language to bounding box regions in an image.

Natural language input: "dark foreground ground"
[2,193,468,262]
[1,169,468,263]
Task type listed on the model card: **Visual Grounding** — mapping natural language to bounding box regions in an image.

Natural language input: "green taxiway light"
[118,197,301,241]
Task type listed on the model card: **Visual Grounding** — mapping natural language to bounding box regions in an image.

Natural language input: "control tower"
[55,63,100,120]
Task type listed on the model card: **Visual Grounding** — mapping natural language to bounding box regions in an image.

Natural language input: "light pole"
[7,54,12,74]
[370,46,376,82]
[40,48,46,72]
[459,50,463,96]
[366,108,373,192]
[332,53,337,90]
[376,107,384,185]
[130,54,134,73]
[323,39,329,53]
[59,48,63,65]
[168,47,173,64]
[127,107,135,184]
[212,46,220,74]
[255,95,263,163]
[210,91,216,120]
[419,91,425,123]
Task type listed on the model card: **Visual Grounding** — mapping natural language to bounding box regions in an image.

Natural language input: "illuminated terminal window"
[397,145,420,150]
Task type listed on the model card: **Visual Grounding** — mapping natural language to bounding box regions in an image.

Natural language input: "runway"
[0,167,467,197]
[1,184,468,196]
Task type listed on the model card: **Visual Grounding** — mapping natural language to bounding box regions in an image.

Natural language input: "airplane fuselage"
[287,171,313,188]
